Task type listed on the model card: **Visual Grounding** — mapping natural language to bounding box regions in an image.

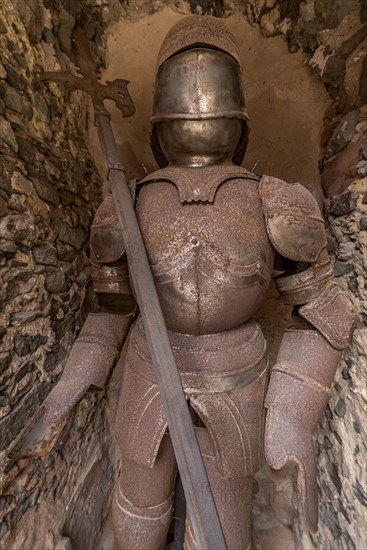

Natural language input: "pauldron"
[90,183,137,295]
[259,175,327,264]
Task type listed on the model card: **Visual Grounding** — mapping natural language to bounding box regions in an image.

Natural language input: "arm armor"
[44,189,138,425]
[43,312,133,424]
[260,175,356,531]
[90,192,134,297]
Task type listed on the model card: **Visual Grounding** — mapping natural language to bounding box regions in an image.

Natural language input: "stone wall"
[0,1,115,548]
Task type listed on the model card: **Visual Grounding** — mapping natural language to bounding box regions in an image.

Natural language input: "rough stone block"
[325,111,360,160]
[327,190,358,216]
[0,383,51,451]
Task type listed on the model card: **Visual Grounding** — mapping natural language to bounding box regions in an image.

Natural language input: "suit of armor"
[44,16,356,550]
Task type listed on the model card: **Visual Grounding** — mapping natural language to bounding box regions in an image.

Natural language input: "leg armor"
[112,433,177,550]
[113,317,269,549]
[184,428,254,550]
[114,317,268,478]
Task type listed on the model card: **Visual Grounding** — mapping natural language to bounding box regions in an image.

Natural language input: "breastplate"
[136,165,274,334]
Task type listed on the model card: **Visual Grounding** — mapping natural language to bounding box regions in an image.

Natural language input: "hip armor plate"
[114,317,268,478]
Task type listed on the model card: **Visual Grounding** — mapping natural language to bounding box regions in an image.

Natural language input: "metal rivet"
[193,188,200,197]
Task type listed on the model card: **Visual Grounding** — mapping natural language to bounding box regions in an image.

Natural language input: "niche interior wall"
[0,1,366,549]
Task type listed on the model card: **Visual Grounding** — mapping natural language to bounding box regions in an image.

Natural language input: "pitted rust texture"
[113,484,174,549]
[135,165,274,335]
[40,15,356,545]
[299,283,357,350]
[43,312,133,424]
[115,317,268,478]
[90,186,137,295]
[91,263,132,295]
[90,223,126,264]
[112,434,176,549]
[138,165,260,204]
[156,15,242,69]
[260,175,328,264]
[90,184,136,264]
[9,410,69,460]
[275,261,334,305]
[265,328,343,532]
[184,428,254,550]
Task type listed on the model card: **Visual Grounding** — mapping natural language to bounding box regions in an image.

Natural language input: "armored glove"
[264,284,356,532]
[43,312,133,424]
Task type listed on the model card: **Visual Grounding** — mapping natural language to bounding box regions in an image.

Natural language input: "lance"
[38,29,226,550]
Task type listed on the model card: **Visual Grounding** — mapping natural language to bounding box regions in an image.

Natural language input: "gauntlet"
[43,312,133,424]
[265,282,356,532]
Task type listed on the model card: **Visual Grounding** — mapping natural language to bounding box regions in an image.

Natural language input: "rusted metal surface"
[156,16,242,68]
[95,112,228,549]
[259,175,328,264]
[114,317,268,478]
[135,165,274,335]
[275,261,334,305]
[185,428,254,550]
[40,28,135,118]
[43,313,133,424]
[41,25,227,549]
[137,165,260,203]
[10,312,134,459]
[264,328,343,533]
[112,434,176,550]
[8,406,69,459]
[36,16,357,548]
[299,283,357,350]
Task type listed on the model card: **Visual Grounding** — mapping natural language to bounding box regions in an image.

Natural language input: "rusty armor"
[39,16,356,548]
[91,167,355,538]
[94,15,354,546]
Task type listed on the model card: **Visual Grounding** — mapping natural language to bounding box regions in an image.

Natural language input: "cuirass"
[135,169,274,334]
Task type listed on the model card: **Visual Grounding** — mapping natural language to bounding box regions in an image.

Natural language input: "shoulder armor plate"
[90,180,137,264]
[91,193,125,264]
[259,175,327,264]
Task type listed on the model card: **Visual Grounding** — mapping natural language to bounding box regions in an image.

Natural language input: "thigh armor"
[114,316,268,478]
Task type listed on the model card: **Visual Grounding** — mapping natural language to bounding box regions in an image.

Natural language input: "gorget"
[138,164,260,203]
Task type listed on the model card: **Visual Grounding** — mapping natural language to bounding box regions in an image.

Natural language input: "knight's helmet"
[150,16,249,168]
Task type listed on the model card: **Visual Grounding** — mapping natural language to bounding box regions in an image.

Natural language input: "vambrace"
[44,312,133,424]
[266,271,356,532]
[276,261,356,350]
